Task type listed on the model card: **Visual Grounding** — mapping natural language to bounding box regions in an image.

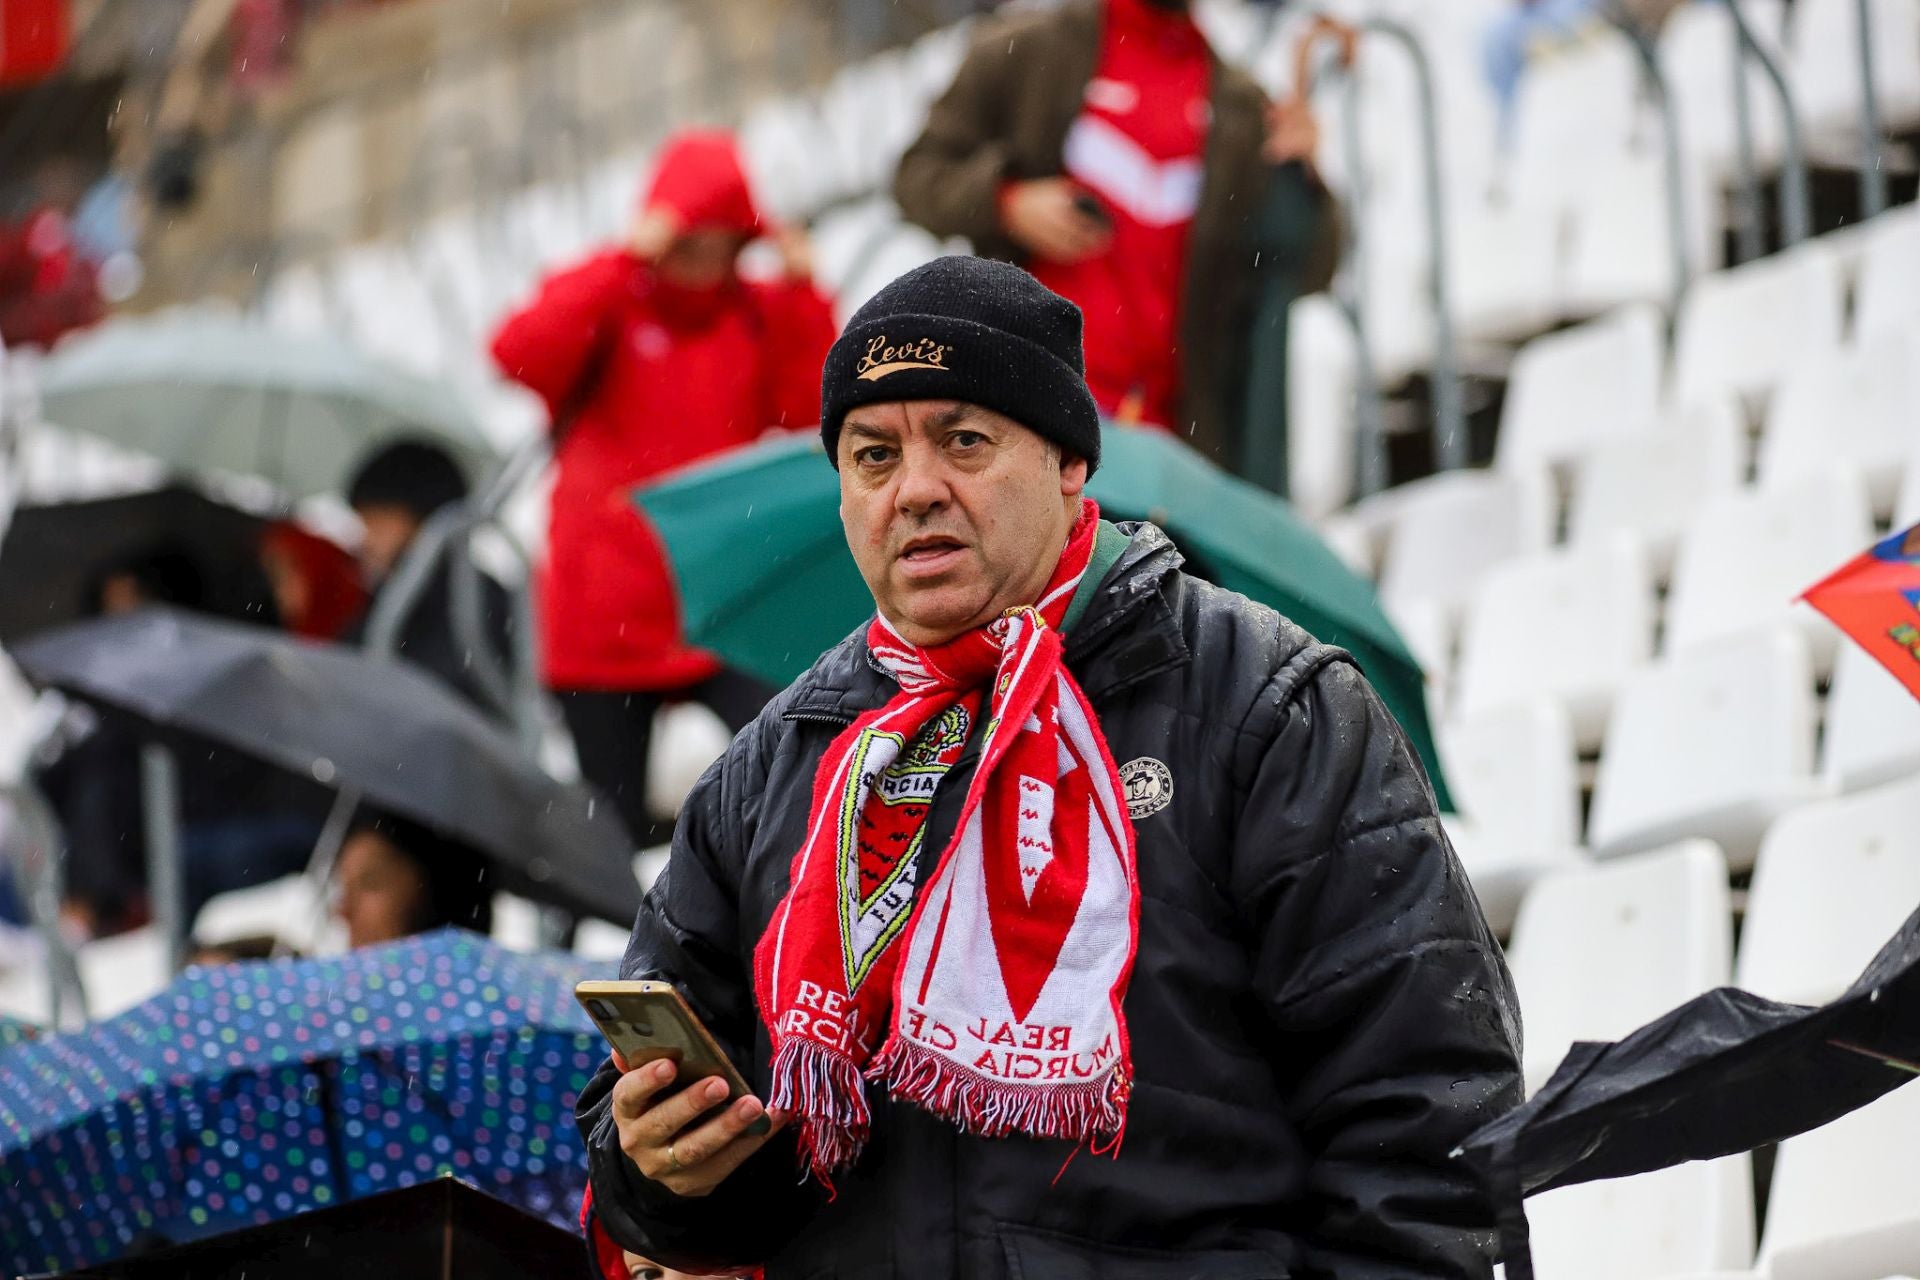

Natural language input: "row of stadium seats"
[1502,774,1920,1279]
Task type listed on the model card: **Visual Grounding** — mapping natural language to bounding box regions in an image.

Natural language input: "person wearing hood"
[491,130,838,847]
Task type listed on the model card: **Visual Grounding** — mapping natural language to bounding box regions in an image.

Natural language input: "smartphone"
[575,979,771,1135]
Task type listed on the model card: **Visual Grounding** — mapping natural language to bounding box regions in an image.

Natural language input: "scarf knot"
[754,501,1140,1180]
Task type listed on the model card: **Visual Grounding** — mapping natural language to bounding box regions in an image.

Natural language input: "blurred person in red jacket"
[0,158,105,349]
[491,131,837,847]
[259,520,366,641]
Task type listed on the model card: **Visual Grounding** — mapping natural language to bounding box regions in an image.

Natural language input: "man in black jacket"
[343,438,513,716]
[576,257,1521,1280]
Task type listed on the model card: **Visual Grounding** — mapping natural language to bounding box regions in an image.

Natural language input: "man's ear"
[1059,452,1090,497]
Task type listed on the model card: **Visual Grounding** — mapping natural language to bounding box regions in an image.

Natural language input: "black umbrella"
[11,607,640,927]
[0,485,274,644]
[35,1175,584,1279]
[1458,903,1920,1280]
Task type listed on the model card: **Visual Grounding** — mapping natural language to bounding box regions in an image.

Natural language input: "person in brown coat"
[892,0,1339,479]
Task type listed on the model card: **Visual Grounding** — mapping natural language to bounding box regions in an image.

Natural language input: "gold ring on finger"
[666,1142,683,1173]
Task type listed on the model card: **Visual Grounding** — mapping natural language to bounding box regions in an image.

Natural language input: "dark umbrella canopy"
[0,485,273,644]
[10,607,639,925]
[1457,903,1920,1280]
[39,1176,585,1280]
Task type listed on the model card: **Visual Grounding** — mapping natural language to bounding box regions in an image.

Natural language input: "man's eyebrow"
[842,419,897,441]
[924,403,994,432]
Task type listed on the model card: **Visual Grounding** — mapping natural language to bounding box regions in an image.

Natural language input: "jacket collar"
[782,522,1190,724]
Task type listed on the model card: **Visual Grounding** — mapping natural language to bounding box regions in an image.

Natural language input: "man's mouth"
[898,536,967,576]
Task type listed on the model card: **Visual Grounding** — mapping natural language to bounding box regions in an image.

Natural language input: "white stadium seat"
[1313,511,1375,580]
[1386,594,1456,718]
[1737,772,1920,1006]
[1664,466,1875,678]
[1823,644,1920,793]
[1507,32,1641,214]
[1378,466,1557,628]
[1566,397,1746,582]
[1672,240,1846,413]
[1791,0,1920,144]
[1288,295,1359,521]
[1454,534,1654,750]
[1659,0,1791,182]
[1524,1156,1756,1280]
[1506,839,1732,1092]
[1853,205,1920,341]
[1760,1083,1920,1280]
[1562,148,1721,316]
[1588,628,1825,868]
[1496,303,1664,475]
[1441,698,1586,934]
[1758,327,1920,521]
[1450,194,1566,345]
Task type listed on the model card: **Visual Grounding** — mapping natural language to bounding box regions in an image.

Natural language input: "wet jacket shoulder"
[578,523,1520,1279]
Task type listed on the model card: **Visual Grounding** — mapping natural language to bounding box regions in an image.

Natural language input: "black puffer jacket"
[577,523,1522,1279]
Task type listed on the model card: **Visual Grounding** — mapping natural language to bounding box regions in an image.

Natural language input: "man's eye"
[949,431,986,449]
[857,446,893,466]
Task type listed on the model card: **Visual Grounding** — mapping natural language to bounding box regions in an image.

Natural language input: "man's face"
[657,228,746,290]
[838,400,1088,647]
[353,504,422,584]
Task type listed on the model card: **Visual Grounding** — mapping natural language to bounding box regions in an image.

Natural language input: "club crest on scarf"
[754,501,1140,1180]
[837,704,970,993]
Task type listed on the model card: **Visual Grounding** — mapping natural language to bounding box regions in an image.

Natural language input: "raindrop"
[311,758,336,784]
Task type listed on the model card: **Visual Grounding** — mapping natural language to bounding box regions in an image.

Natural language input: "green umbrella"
[637,426,1449,806]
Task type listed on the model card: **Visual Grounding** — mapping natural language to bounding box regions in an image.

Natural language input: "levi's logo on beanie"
[855,334,955,381]
[820,257,1102,472]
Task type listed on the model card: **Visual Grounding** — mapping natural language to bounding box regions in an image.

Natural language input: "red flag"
[0,0,69,88]
[1802,522,1920,702]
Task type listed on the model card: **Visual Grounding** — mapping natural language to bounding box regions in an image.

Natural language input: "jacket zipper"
[782,709,855,728]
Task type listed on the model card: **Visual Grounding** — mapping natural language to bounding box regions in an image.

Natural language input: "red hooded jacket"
[491,132,837,691]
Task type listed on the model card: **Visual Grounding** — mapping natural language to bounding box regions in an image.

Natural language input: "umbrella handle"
[282,785,361,959]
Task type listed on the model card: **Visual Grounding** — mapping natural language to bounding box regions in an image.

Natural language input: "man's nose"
[894,448,952,516]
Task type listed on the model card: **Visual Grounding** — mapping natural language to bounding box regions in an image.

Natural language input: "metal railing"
[1304,14,1466,497]
[1606,6,1693,321]
[1727,0,1811,258]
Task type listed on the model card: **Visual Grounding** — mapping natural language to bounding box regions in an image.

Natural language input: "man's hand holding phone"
[610,1051,789,1198]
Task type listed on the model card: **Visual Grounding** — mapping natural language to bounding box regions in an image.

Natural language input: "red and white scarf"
[754,500,1139,1178]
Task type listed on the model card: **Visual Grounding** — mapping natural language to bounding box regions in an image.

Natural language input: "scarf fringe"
[768,1038,871,1174]
[868,1034,1125,1145]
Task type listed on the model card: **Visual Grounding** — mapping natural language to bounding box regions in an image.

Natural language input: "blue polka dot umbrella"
[0,929,609,1276]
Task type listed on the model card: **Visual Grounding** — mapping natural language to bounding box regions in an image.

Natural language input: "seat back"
[1738,772,1920,1005]
[1759,327,1920,518]
[1823,644,1920,793]
[1378,468,1556,624]
[1455,534,1653,744]
[1497,304,1665,473]
[1507,839,1732,1091]
[1673,241,1845,409]
[1566,397,1745,577]
[1588,628,1818,862]
[1665,466,1874,664]
[1524,1156,1755,1280]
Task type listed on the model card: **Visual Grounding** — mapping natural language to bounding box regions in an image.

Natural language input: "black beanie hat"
[820,256,1102,472]
[346,437,470,521]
